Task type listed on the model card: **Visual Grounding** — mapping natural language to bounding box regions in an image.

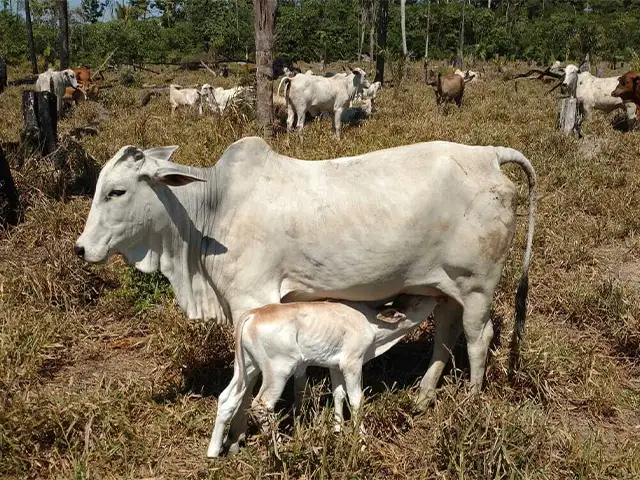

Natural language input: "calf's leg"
[207,361,258,458]
[329,368,347,433]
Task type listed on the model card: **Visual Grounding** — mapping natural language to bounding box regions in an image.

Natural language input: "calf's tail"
[495,147,537,375]
[233,311,254,395]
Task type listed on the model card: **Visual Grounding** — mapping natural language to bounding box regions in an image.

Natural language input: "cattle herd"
[25,59,639,458]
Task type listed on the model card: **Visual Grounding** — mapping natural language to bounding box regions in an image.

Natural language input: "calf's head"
[75,146,205,269]
[612,71,640,101]
[560,64,580,93]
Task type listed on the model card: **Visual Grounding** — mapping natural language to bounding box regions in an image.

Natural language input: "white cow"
[207,294,440,457]
[75,137,536,452]
[206,86,247,114]
[454,69,478,84]
[35,68,79,117]
[561,64,637,123]
[280,66,370,138]
[169,84,204,115]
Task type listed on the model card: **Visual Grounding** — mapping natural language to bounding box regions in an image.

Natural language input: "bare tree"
[25,0,38,74]
[400,0,407,57]
[424,0,431,62]
[253,0,276,137]
[59,0,70,70]
[375,0,388,83]
[368,0,376,71]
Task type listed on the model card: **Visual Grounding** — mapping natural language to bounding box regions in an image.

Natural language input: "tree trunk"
[375,0,388,83]
[458,2,465,68]
[424,0,430,61]
[24,0,38,74]
[400,0,407,57]
[0,147,20,228]
[368,0,376,72]
[488,0,491,7]
[253,0,276,137]
[59,0,70,70]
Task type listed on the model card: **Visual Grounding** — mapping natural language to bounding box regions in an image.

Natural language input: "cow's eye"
[107,189,126,198]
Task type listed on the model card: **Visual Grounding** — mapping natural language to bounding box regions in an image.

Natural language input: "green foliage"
[115,267,173,314]
[3,0,640,66]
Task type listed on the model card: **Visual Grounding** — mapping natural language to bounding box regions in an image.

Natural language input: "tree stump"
[556,74,582,136]
[557,98,583,136]
[0,57,7,94]
[21,90,58,157]
[0,147,20,227]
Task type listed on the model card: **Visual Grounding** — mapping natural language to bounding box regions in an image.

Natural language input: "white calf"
[35,69,79,117]
[208,86,247,114]
[169,84,203,115]
[207,294,440,457]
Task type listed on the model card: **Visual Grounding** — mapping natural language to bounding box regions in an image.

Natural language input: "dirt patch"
[594,242,640,290]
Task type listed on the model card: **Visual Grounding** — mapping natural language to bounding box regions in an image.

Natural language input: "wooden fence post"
[21,90,58,157]
[556,74,583,136]
[0,57,7,94]
[0,147,20,227]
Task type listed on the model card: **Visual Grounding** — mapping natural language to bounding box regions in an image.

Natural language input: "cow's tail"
[232,311,254,396]
[495,147,536,376]
[277,76,291,100]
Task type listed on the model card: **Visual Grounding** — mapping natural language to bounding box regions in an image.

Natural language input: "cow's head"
[62,69,79,89]
[612,71,640,100]
[75,146,206,269]
[560,64,580,93]
[345,66,371,91]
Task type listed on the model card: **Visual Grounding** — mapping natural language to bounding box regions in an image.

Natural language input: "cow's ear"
[144,146,179,163]
[141,161,206,187]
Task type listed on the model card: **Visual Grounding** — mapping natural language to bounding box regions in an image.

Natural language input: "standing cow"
[280,66,370,138]
[75,137,536,452]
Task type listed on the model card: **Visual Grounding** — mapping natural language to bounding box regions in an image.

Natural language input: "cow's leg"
[330,368,347,433]
[461,291,494,391]
[416,300,463,410]
[334,108,343,139]
[296,107,306,136]
[286,103,296,132]
[208,360,258,457]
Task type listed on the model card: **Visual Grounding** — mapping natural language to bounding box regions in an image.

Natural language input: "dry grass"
[1,61,640,479]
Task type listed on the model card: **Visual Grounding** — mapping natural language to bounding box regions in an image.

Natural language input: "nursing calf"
[207,295,440,457]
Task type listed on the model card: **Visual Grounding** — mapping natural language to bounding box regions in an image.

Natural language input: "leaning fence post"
[21,90,58,157]
[0,146,20,227]
[556,74,582,136]
[0,57,7,94]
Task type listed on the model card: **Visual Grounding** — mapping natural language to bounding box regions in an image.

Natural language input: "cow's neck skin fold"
[150,166,230,324]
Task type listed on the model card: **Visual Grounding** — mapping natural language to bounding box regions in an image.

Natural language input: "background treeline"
[2,0,640,67]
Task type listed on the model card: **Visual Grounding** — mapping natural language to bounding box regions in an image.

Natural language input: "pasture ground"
[1,62,640,479]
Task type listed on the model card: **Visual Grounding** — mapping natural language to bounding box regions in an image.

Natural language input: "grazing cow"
[280,66,370,138]
[207,294,441,457]
[611,71,640,108]
[209,86,248,114]
[75,137,536,452]
[561,64,637,125]
[428,72,465,108]
[272,56,296,78]
[35,69,79,117]
[169,84,205,115]
[63,86,87,108]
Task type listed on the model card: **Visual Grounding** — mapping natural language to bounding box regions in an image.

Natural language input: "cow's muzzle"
[74,244,85,258]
